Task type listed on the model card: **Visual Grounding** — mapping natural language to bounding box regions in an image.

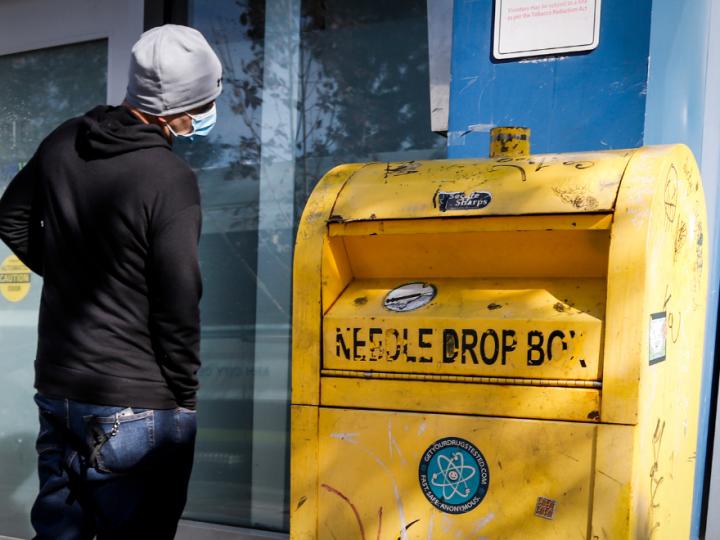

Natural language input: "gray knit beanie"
[125,24,222,116]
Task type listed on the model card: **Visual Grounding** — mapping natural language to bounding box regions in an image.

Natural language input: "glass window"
[0,39,107,539]
[182,0,444,531]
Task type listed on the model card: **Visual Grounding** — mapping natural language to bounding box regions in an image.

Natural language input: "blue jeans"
[31,393,197,540]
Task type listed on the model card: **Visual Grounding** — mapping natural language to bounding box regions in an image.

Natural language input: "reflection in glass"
[0,39,107,538]
[183,0,445,531]
[295,0,446,215]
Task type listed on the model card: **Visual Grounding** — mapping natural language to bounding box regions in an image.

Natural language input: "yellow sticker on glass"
[0,255,31,302]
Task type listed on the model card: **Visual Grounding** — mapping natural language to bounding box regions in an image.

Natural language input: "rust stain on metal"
[321,483,366,540]
[395,518,420,540]
[487,302,503,310]
[384,161,421,178]
[376,507,383,540]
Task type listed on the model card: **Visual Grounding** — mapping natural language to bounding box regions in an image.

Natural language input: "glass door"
[0,38,108,540]
[179,0,445,533]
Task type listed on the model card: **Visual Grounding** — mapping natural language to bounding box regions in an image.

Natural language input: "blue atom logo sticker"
[418,437,489,514]
[432,452,477,499]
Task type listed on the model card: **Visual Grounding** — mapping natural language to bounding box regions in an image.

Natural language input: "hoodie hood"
[78,105,170,158]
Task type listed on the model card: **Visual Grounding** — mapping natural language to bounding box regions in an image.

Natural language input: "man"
[0,25,222,539]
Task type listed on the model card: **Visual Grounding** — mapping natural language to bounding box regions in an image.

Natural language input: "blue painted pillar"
[448,0,652,158]
[644,1,717,537]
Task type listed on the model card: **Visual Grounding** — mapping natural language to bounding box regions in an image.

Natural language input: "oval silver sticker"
[383,282,436,312]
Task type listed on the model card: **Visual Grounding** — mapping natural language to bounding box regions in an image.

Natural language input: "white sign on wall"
[493,0,601,60]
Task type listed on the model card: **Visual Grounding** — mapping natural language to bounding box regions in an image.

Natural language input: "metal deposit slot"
[323,277,605,382]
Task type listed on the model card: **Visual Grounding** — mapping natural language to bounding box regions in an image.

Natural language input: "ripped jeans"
[30,393,196,540]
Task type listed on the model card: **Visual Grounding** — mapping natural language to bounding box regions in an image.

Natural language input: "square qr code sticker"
[534,496,557,520]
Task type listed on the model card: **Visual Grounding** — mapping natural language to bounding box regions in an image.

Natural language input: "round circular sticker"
[418,437,490,514]
[383,282,436,312]
[0,255,31,303]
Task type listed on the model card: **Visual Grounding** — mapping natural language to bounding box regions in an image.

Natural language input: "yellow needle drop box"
[290,145,708,539]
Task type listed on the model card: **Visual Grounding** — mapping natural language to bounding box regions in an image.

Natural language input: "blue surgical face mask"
[169,103,217,141]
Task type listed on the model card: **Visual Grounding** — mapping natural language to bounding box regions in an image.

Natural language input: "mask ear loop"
[165,123,183,138]
[164,113,194,139]
[164,103,216,140]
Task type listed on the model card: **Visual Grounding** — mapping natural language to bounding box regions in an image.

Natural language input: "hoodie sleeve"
[147,195,203,409]
[0,152,44,275]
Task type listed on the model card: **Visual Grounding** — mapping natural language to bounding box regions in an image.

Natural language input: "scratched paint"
[388,419,407,465]
[319,408,595,538]
[321,483,366,540]
[472,512,495,532]
[327,429,410,540]
[330,150,633,221]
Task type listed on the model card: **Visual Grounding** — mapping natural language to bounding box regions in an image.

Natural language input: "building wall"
[448,0,652,158]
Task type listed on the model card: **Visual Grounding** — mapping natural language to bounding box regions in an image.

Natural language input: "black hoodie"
[0,106,202,409]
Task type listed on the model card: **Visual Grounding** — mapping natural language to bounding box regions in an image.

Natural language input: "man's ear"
[154,116,174,142]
